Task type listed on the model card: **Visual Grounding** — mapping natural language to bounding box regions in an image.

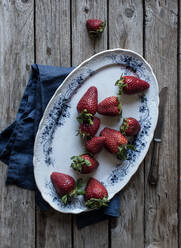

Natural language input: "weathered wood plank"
[73,222,109,248]
[35,0,71,67]
[0,1,35,248]
[71,1,109,247]
[144,0,178,247]
[109,0,143,54]
[179,1,181,245]
[109,1,144,247]
[35,1,72,247]
[71,0,107,64]
[36,210,72,248]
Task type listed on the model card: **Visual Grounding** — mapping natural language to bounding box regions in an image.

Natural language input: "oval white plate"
[33,49,159,214]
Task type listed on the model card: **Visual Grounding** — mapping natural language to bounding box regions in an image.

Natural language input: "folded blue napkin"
[0,64,120,228]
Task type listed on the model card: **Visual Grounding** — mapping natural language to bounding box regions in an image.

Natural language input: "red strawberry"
[86,19,106,39]
[115,76,150,95]
[71,154,99,174]
[100,127,135,160]
[86,136,105,154]
[50,172,84,204]
[120,117,141,136]
[77,86,98,124]
[97,96,122,116]
[85,178,109,209]
[78,116,100,138]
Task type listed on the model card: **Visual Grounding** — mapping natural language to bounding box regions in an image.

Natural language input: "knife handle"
[148,139,161,185]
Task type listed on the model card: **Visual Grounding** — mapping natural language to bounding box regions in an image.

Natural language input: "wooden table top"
[0,0,180,247]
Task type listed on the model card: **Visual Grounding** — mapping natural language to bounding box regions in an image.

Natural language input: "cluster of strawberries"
[50,75,150,209]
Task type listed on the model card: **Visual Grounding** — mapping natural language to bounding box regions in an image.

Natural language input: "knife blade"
[148,87,168,185]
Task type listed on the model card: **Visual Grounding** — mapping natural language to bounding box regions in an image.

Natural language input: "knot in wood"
[46,47,52,56]
[125,8,134,18]
[84,6,89,13]
[26,64,30,71]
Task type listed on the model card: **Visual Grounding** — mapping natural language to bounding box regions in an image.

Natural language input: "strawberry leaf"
[77,109,93,125]
[115,76,126,95]
[61,195,68,204]
[117,146,127,160]
[117,143,136,160]
[127,144,136,151]
[71,155,91,172]
[76,178,84,188]
[69,178,85,197]
[60,179,85,204]
[76,180,86,195]
[85,159,91,166]
[97,22,106,33]
[85,197,109,209]
[76,128,91,139]
[120,118,128,136]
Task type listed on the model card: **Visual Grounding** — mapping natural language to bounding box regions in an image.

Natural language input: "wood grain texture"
[144,0,178,247]
[109,0,143,54]
[35,0,71,66]
[179,0,181,245]
[71,1,109,247]
[36,210,72,248]
[73,222,109,248]
[35,1,72,247]
[109,1,144,247]
[0,0,35,248]
[71,0,107,65]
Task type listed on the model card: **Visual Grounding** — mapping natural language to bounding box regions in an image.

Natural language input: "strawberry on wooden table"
[120,117,141,136]
[50,172,84,204]
[86,19,106,39]
[115,75,150,95]
[85,178,109,209]
[97,96,122,116]
[86,136,105,154]
[100,127,135,160]
[77,86,98,125]
[78,116,100,138]
[71,154,99,174]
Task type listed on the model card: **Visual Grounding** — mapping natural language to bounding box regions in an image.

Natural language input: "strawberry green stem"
[69,178,85,196]
[116,97,122,116]
[120,118,128,136]
[71,155,91,172]
[61,178,85,205]
[61,195,68,204]
[76,128,91,139]
[97,22,106,33]
[117,144,135,160]
[85,197,109,209]
[115,76,127,95]
[77,109,93,125]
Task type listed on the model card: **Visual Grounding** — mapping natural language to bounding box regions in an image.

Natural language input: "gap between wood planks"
[177,0,180,247]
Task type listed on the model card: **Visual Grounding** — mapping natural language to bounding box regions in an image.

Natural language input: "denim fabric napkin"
[0,64,120,228]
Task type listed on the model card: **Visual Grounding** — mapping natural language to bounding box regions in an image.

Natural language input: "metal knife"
[148,87,168,185]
